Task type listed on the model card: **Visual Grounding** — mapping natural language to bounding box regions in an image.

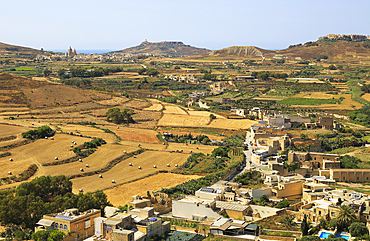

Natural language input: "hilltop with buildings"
[111,40,211,57]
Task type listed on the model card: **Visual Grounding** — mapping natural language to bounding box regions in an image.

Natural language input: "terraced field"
[71,151,190,193]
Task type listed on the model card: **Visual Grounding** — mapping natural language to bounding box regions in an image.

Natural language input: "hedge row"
[0,164,38,186]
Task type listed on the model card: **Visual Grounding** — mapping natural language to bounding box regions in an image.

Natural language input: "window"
[60,224,63,229]
[84,219,91,229]
[357,177,360,181]
[55,223,58,229]
[64,225,68,231]
[331,212,335,216]
[319,211,321,215]
[367,177,369,181]
[343,177,345,181]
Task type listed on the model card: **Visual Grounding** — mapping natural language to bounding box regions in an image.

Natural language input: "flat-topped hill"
[112,40,210,57]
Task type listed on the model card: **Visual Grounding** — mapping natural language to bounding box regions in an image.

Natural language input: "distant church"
[66,46,77,57]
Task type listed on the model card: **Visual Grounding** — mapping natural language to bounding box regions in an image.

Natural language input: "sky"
[0,0,369,52]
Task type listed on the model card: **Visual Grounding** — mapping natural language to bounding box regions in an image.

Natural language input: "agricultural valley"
[2,34,370,240]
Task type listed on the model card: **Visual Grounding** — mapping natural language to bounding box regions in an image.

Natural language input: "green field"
[278,97,338,105]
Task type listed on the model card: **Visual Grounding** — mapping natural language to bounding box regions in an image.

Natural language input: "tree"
[319,217,328,229]
[43,69,52,77]
[337,205,357,232]
[328,65,337,70]
[349,222,369,237]
[301,214,310,236]
[281,216,295,228]
[211,146,229,158]
[146,68,159,77]
[106,108,135,124]
[260,195,269,204]
[276,200,290,208]
[57,68,66,77]
[329,218,337,230]
[210,114,216,119]
[32,230,66,241]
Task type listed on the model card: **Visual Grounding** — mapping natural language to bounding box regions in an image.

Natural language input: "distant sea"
[49,49,114,54]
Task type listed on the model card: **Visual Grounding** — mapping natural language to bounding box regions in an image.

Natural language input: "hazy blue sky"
[0,0,369,51]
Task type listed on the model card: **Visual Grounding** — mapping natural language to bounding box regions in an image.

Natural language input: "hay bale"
[112,180,115,183]
[80,168,84,171]
[8,171,12,175]
[79,189,83,192]
[167,164,170,167]
[138,166,142,169]
[79,159,82,162]
[99,175,102,178]
[55,157,58,160]
[86,164,89,167]
[129,163,132,166]
[9,158,13,161]
[175,164,178,167]
[153,165,156,168]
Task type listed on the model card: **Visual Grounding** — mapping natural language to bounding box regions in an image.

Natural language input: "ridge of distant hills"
[111,40,211,57]
[1,33,370,60]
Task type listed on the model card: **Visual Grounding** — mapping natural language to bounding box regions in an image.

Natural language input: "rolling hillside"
[0,42,39,53]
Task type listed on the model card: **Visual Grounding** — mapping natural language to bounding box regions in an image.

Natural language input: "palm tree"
[337,205,357,231]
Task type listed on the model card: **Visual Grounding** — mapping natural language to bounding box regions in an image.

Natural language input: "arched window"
[60,224,63,229]
[64,225,68,231]
[55,223,58,229]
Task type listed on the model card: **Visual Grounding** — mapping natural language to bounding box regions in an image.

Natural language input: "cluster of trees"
[361,84,370,93]
[340,155,362,169]
[0,175,110,229]
[137,67,159,77]
[250,71,288,80]
[22,126,55,140]
[60,66,123,78]
[234,171,263,186]
[106,108,135,124]
[72,138,106,157]
[0,224,32,240]
[61,78,91,87]
[350,104,370,126]
[318,133,365,152]
[164,133,215,145]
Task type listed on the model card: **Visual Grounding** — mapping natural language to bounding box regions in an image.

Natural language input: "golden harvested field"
[0,124,30,139]
[207,118,257,130]
[104,126,160,144]
[58,124,119,143]
[0,134,91,178]
[158,114,210,127]
[71,151,190,193]
[162,105,188,115]
[362,93,370,101]
[187,111,225,119]
[294,92,337,99]
[104,173,202,206]
[122,100,151,109]
[42,143,131,177]
[96,96,129,106]
[143,103,163,111]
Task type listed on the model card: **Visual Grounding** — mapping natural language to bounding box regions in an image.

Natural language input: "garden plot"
[162,105,188,115]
